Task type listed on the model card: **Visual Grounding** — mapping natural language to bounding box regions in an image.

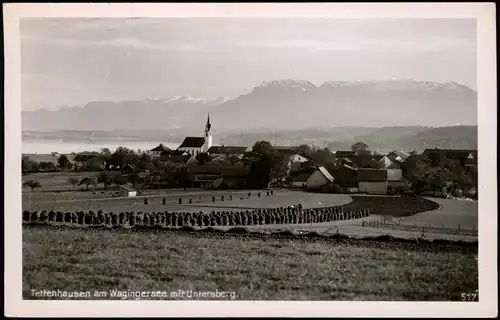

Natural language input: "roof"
[169,154,192,164]
[317,166,335,183]
[357,169,388,182]
[388,150,410,159]
[207,146,248,154]
[119,185,136,192]
[150,144,171,152]
[288,154,310,162]
[160,150,185,156]
[347,155,384,168]
[178,137,206,149]
[423,149,477,161]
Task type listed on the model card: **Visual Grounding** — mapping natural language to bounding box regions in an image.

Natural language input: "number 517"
[461,289,478,301]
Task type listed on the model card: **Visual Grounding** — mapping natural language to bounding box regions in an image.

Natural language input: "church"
[176,114,213,156]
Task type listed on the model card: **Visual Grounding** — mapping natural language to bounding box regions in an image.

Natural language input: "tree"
[351,141,371,155]
[79,177,97,191]
[97,172,113,189]
[39,161,56,171]
[111,147,140,172]
[196,152,211,165]
[67,177,79,189]
[23,180,42,192]
[138,153,153,171]
[86,156,105,171]
[57,155,71,169]
[127,172,142,188]
[308,148,335,166]
[113,175,128,187]
[101,148,111,155]
[22,156,30,172]
[297,144,312,157]
[252,141,274,155]
[246,153,273,189]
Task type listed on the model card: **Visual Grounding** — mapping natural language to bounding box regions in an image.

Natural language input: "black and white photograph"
[4,3,497,318]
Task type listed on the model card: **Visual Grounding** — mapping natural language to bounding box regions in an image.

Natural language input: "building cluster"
[60,114,478,196]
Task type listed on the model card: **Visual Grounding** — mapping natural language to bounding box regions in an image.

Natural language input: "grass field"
[396,198,478,230]
[23,226,478,301]
[22,190,352,213]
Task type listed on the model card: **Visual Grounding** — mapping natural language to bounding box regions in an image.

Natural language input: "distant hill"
[22,79,477,132]
[218,125,478,152]
[22,125,477,153]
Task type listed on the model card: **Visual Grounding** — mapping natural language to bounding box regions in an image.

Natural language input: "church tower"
[203,113,213,152]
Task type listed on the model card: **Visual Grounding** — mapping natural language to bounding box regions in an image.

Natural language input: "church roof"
[178,137,206,149]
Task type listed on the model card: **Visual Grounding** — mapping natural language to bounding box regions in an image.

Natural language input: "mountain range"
[22,79,477,133]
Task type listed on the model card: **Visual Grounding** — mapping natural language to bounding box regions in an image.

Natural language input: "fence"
[361,217,478,237]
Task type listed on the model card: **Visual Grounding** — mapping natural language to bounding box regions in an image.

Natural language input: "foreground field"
[23,227,478,301]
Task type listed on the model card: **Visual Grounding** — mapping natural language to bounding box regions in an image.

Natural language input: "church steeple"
[203,113,213,152]
[205,113,211,135]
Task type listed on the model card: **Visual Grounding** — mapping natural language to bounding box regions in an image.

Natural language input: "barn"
[306,166,335,190]
[357,169,388,194]
[119,185,137,197]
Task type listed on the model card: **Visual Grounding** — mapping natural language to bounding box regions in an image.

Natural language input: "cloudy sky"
[21,18,477,111]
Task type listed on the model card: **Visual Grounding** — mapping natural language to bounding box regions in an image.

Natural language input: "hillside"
[219,125,478,152]
[22,79,477,132]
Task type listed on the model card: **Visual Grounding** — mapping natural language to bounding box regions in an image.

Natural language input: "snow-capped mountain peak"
[258,79,317,92]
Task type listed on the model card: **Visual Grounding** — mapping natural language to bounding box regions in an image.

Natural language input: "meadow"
[23,226,478,301]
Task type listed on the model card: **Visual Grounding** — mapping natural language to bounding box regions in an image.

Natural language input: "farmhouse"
[188,165,249,189]
[306,166,335,190]
[287,154,311,175]
[288,166,315,189]
[328,164,358,192]
[150,144,172,158]
[73,153,98,167]
[423,148,477,167]
[119,185,137,197]
[357,169,388,194]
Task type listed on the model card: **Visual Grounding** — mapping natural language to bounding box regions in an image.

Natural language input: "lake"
[22,139,179,154]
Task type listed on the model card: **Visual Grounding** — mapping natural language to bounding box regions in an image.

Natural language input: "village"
[22,114,478,199]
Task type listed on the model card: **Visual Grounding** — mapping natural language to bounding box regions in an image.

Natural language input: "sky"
[20,18,477,111]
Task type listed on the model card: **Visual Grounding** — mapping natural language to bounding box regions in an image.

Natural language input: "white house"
[287,154,310,175]
[150,144,171,158]
[306,166,335,190]
[119,185,137,197]
[177,114,213,156]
